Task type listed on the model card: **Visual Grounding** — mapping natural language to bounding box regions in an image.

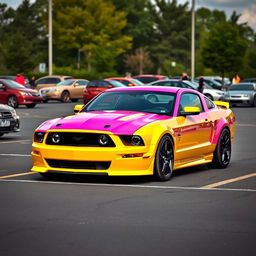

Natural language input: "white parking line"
[0,154,30,157]
[0,179,256,192]
[0,140,31,144]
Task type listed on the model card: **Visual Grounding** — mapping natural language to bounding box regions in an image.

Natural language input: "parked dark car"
[83,79,125,103]
[132,75,168,84]
[241,78,256,83]
[0,79,43,108]
[0,104,20,137]
[224,83,256,107]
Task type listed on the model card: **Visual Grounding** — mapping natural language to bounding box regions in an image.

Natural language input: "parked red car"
[108,77,144,86]
[0,79,43,108]
[132,75,168,84]
[83,79,125,103]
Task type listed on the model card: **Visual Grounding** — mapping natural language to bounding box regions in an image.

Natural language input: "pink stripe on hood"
[38,111,171,135]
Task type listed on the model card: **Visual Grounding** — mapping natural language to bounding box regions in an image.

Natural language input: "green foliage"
[162,60,185,77]
[53,0,131,73]
[202,21,247,77]
[148,0,191,73]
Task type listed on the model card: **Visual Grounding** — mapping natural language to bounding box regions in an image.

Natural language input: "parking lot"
[0,102,256,256]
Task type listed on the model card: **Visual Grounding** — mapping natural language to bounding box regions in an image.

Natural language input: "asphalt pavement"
[0,101,256,256]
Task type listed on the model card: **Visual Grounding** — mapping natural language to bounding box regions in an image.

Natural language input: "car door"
[72,80,88,99]
[174,92,213,162]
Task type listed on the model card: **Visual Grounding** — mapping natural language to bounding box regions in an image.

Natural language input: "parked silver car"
[148,79,225,101]
[224,83,256,107]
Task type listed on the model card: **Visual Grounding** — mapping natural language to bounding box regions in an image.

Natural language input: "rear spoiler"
[213,101,229,109]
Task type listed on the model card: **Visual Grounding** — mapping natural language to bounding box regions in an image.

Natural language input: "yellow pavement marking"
[0,172,36,179]
[0,140,31,144]
[202,173,256,188]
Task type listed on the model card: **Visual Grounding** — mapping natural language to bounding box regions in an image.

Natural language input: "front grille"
[46,159,111,170]
[32,93,40,97]
[231,96,241,98]
[46,132,116,147]
[0,112,12,119]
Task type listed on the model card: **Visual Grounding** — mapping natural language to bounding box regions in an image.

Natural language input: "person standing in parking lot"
[15,73,26,86]
[232,73,240,84]
[198,75,204,93]
[29,76,36,88]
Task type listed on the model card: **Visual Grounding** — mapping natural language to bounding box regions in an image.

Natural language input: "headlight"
[34,132,45,143]
[10,110,19,118]
[120,135,145,146]
[20,92,32,96]
[243,94,249,97]
[54,88,59,92]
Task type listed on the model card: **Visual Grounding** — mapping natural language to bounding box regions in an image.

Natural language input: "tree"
[202,21,247,84]
[148,0,191,74]
[124,47,153,74]
[53,0,131,73]
[0,0,47,73]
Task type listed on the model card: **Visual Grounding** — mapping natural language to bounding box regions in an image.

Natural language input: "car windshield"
[182,81,198,90]
[57,80,75,86]
[131,79,144,86]
[82,91,176,116]
[2,79,25,89]
[108,80,126,87]
[229,84,254,91]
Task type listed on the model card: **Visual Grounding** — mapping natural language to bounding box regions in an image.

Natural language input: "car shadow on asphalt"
[34,164,210,185]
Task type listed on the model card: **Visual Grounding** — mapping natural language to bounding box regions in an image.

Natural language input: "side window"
[45,78,60,84]
[87,81,97,88]
[179,93,204,114]
[36,78,46,85]
[121,80,130,86]
[100,81,109,88]
[205,96,215,109]
[78,81,87,86]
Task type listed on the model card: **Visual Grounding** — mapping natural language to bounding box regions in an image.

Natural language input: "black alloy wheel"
[251,96,256,107]
[61,91,70,103]
[26,104,36,108]
[0,133,4,137]
[154,135,174,181]
[7,95,18,108]
[211,128,231,168]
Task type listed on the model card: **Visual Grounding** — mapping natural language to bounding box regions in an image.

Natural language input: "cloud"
[239,4,256,31]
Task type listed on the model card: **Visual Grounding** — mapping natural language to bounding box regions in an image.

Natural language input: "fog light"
[34,132,45,143]
[52,133,61,144]
[98,134,109,146]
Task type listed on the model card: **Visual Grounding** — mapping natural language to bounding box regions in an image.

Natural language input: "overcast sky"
[1,0,255,31]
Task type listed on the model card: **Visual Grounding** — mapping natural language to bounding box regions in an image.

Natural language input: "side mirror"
[180,106,200,116]
[128,83,133,86]
[74,83,79,87]
[107,85,113,89]
[0,84,5,90]
[74,104,84,113]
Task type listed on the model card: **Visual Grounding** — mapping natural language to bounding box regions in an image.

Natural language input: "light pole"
[48,0,53,75]
[191,0,195,81]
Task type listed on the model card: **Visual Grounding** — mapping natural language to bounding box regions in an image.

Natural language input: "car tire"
[210,128,231,168]
[251,96,256,107]
[204,94,213,101]
[43,99,49,103]
[61,91,70,103]
[154,134,174,181]
[7,95,19,108]
[26,104,36,108]
[71,99,78,102]
[0,133,4,137]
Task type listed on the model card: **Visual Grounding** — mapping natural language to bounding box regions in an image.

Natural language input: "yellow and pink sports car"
[31,86,235,181]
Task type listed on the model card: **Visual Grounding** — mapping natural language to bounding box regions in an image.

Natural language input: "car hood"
[19,88,39,94]
[37,111,171,135]
[0,104,14,111]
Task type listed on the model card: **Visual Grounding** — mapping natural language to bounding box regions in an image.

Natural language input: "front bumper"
[19,95,43,105]
[0,117,20,134]
[31,134,155,176]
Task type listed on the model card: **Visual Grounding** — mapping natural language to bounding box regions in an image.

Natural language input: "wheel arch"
[212,118,231,145]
